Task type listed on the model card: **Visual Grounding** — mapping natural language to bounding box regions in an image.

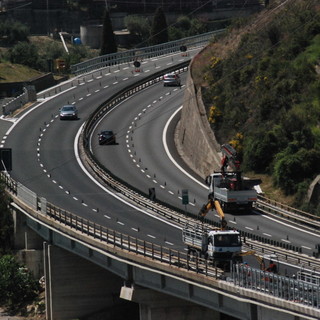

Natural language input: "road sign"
[182,189,189,205]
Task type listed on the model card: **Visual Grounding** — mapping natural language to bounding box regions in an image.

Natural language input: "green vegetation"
[151,7,168,45]
[0,180,41,314]
[100,9,117,55]
[0,20,98,74]
[201,0,320,213]
[0,255,40,312]
[0,179,13,255]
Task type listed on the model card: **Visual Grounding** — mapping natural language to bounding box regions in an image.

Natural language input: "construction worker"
[266,260,277,273]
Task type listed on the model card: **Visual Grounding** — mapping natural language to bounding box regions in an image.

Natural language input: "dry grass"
[0,63,43,83]
[249,173,296,206]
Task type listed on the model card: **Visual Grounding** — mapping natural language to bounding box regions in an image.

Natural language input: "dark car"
[98,130,116,145]
[163,73,181,86]
[59,105,78,120]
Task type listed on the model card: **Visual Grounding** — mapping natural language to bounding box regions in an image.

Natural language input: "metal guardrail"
[3,169,320,311]
[1,171,222,280]
[76,65,320,263]
[71,30,225,75]
[256,195,320,228]
[233,263,320,308]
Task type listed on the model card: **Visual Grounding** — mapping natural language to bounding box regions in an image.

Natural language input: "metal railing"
[233,264,320,308]
[2,164,320,310]
[71,30,225,75]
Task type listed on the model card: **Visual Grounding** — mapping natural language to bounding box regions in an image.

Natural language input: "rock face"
[175,54,221,180]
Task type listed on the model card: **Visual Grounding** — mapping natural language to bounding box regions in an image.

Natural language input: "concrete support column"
[129,287,221,320]
[44,243,138,320]
[12,208,43,250]
[12,208,44,278]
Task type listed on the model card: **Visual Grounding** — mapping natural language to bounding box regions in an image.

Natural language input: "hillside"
[194,0,320,213]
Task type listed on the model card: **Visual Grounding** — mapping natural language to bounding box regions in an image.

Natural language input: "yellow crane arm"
[198,199,227,230]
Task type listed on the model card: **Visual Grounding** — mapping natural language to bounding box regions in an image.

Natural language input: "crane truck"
[203,144,261,213]
[182,200,242,270]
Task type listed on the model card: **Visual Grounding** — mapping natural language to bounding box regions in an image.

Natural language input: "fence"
[71,30,225,75]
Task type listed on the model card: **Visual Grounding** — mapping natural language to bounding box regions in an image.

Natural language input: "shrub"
[0,255,39,311]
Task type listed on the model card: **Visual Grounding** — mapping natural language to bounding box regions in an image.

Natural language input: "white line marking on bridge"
[104,85,109,89]
[165,241,174,246]
[82,203,88,207]
[281,239,291,243]
[73,197,78,201]
[88,79,94,82]
[263,233,272,237]
[152,180,157,183]
[95,89,100,93]
[114,70,120,73]
[131,227,139,232]
[168,191,174,195]
[105,73,111,76]
[52,180,57,184]
[123,77,128,81]
[160,185,165,189]
[245,227,253,230]
[228,220,237,224]
[117,221,124,225]
[147,234,156,239]
[104,215,111,219]
[123,67,129,70]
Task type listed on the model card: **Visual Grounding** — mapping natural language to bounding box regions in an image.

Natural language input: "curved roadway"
[1,49,319,265]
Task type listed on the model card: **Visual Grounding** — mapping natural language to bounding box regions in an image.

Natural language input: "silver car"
[163,73,181,87]
[59,105,78,120]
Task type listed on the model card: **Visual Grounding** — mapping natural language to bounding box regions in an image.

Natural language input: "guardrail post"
[152,243,154,260]
[196,257,198,273]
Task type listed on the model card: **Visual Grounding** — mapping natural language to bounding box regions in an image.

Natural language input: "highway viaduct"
[7,182,319,320]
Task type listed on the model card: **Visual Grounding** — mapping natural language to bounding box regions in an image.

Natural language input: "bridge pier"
[44,243,139,320]
[12,207,44,278]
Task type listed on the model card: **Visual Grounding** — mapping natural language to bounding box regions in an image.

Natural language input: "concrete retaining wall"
[175,52,221,180]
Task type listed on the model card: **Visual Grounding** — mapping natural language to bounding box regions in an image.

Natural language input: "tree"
[151,7,168,45]
[124,15,150,43]
[100,8,117,56]
[0,255,39,311]
[0,180,13,255]
[8,42,40,69]
[0,20,29,45]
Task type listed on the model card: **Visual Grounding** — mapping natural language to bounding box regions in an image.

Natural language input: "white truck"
[202,144,261,213]
[182,223,242,268]
[206,172,260,212]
